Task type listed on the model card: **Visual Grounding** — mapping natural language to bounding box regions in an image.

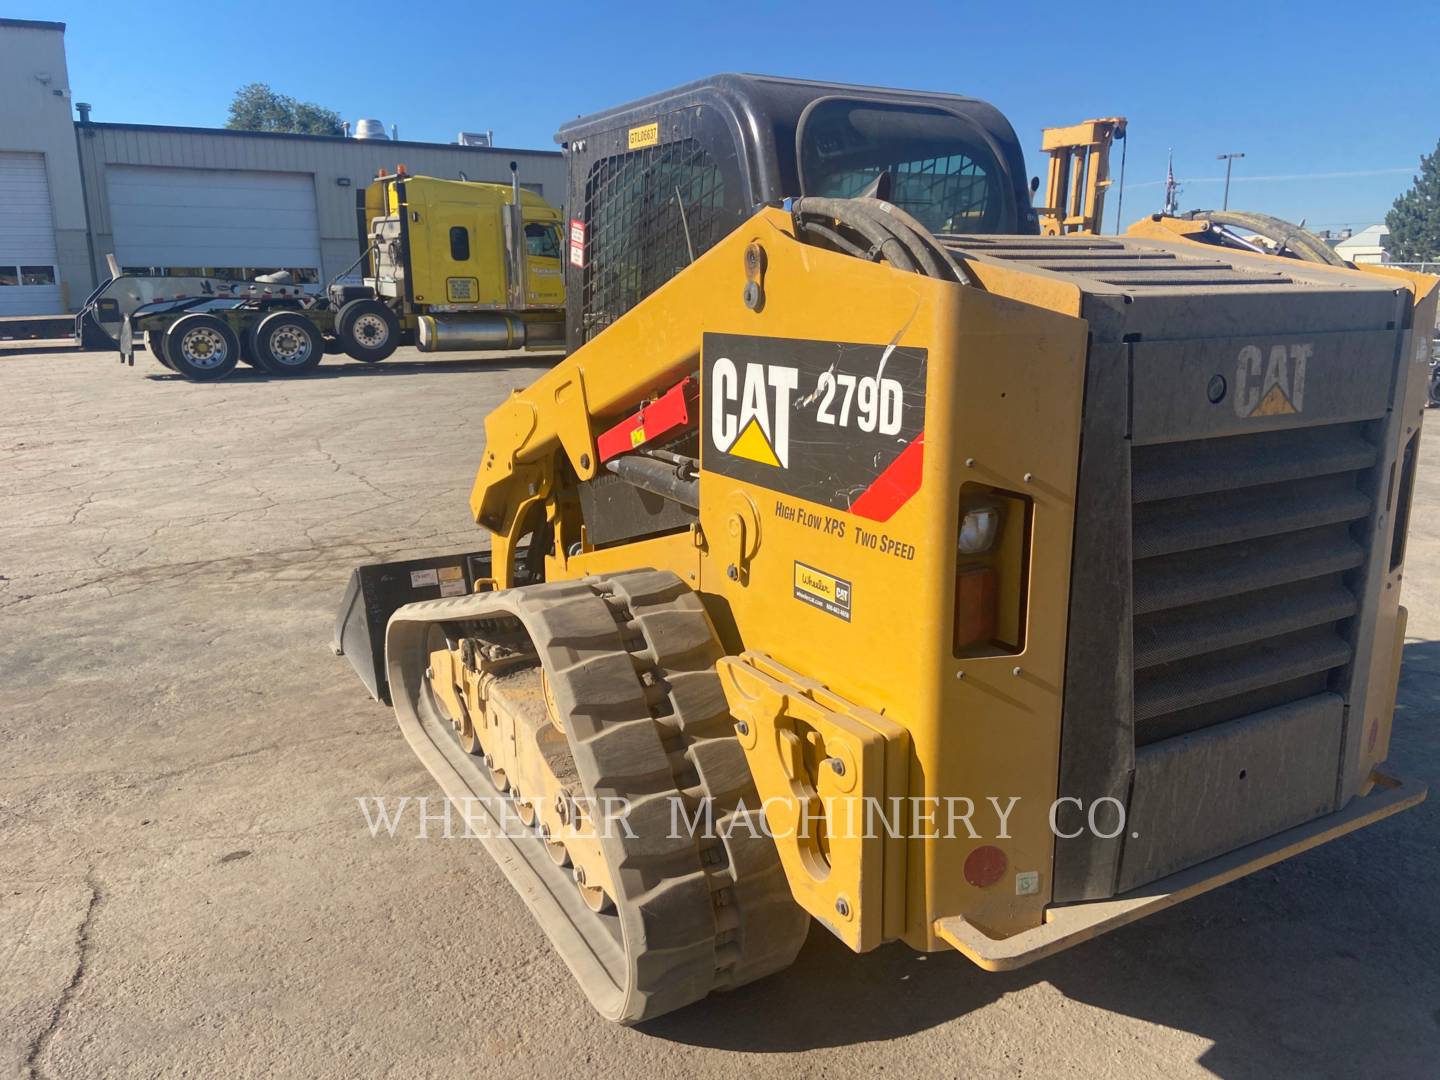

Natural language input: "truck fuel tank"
[416,313,565,352]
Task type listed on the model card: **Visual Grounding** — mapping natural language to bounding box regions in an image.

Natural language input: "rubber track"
[386,570,809,1023]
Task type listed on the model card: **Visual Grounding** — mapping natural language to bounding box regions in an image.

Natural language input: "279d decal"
[702,333,927,522]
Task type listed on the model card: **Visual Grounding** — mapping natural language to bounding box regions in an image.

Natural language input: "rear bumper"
[936,769,1425,971]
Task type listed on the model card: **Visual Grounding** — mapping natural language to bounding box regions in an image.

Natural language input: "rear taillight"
[954,487,1030,656]
[954,567,998,650]
[958,505,1002,554]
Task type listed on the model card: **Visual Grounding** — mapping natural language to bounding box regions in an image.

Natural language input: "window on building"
[450,226,470,262]
[0,268,18,287]
[20,266,57,286]
[524,222,561,259]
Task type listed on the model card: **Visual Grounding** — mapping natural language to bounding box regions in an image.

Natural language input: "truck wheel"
[336,299,400,363]
[164,314,241,381]
[146,329,174,370]
[250,312,324,375]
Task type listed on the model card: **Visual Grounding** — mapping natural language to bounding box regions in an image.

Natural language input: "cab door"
[522,221,565,309]
[446,199,509,307]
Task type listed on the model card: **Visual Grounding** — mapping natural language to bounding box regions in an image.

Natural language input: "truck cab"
[364,172,566,318]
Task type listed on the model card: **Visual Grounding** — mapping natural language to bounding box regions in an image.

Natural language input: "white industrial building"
[0,18,565,315]
[1332,224,1390,265]
[0,18,88,315]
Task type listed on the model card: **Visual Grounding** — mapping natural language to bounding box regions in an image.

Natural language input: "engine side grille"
[1130,420,1376,746]
[1033,234,1406,903]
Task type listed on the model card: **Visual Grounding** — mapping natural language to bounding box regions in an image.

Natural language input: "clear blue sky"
[19,0,1436,231]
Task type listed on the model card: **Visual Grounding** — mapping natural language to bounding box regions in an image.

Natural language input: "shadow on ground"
[642,641,1440,1077]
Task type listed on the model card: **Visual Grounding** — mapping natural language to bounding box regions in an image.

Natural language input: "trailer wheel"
[146,329,174,371]
[250,312,324,375]
[164,314,241,381]
[335,299,400,363]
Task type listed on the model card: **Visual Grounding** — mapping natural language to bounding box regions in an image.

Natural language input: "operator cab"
[556,73,1036,350]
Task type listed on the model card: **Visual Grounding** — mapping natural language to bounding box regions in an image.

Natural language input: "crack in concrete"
[0,528,482,612]
[24,869,103,1080]
[2,732,361,786]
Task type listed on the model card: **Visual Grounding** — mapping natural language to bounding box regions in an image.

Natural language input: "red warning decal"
[848,431,924,522]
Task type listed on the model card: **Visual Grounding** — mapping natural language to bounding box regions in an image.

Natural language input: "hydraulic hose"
[606,454,700,509]
[790,196,971,285]
[1181,210,1349,268]
[856,197,972,285]
[791,196,918,275]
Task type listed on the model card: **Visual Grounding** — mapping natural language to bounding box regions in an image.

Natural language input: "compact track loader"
[335,75,1433,1022]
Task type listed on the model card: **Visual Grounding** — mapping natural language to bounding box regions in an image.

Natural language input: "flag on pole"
[1163,150,1180,216]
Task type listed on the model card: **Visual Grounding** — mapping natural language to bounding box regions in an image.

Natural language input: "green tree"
[1385,140,1440,263]
[226,83,343,136]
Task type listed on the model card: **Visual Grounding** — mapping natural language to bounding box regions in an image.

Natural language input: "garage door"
[106,166,321,279]
[0,152,62,316]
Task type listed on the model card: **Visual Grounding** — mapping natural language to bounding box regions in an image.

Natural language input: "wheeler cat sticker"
[793,562,852,621]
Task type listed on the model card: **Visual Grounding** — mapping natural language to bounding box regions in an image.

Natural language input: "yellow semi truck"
[77,167,566,380]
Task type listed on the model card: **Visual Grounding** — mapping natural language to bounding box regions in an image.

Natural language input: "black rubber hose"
[867,210,946,279]
[791,195,975,286]
[798,205,932,277]
[1180,210,1348,268]
[791,197,918,274]
[792,219,871,261]
[837,203,940,277]
[855,197,971,285]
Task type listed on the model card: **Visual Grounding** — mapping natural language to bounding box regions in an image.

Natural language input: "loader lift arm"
[472,195,972,587]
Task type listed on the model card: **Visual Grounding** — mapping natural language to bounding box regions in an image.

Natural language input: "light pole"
[1217,152,1245,211]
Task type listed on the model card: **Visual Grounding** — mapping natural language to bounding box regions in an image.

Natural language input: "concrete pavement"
[2,347,1438,1078]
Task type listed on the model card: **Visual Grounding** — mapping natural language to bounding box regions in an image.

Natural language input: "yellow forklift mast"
[1036,116,1127,236]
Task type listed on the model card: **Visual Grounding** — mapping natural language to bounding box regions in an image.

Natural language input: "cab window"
[525,222,561,259]
[449,226,470,261]
[799,99,1012,234]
